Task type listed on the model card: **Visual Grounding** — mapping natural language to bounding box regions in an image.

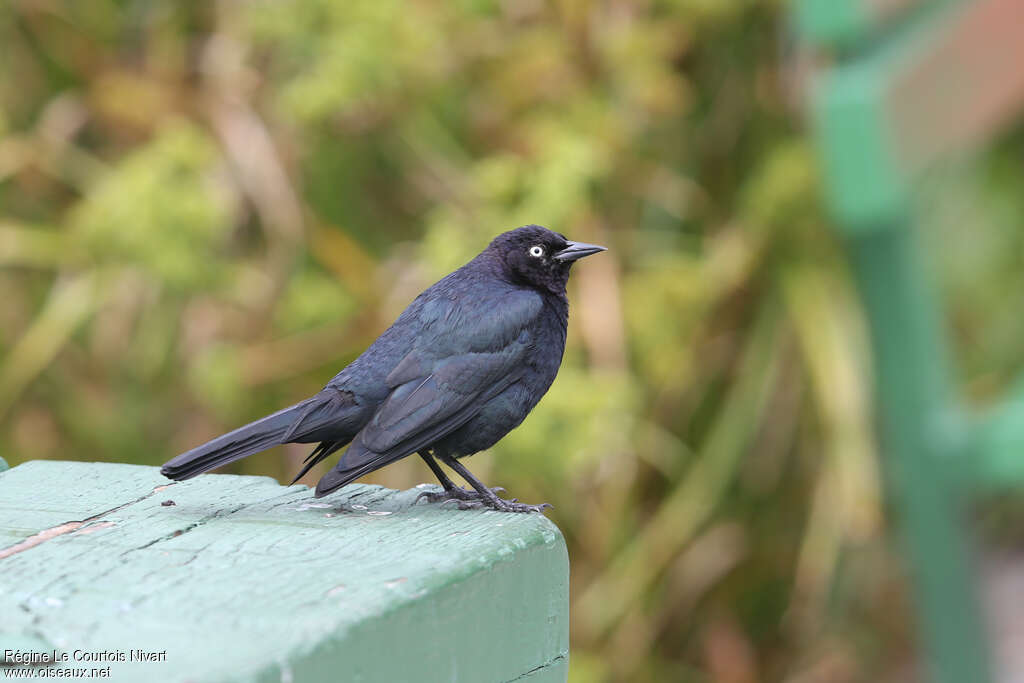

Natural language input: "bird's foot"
[458,497,553,514]
[416,486,550,514]
[416,485,501,504]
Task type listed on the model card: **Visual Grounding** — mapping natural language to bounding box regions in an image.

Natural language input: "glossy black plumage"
[161,225,605,512]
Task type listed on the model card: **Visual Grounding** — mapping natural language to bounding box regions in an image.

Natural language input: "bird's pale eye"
[528,245,544,258]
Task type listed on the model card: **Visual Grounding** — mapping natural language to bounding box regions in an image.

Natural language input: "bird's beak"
[553,240,608,262]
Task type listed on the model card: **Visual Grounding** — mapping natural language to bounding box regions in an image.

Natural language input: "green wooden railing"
[0,461,569,682]
[797,0,1024,681]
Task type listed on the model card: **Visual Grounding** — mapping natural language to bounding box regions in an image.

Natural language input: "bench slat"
[0,460,569,682]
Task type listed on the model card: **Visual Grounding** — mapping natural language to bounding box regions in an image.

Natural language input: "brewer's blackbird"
[161,225,606,512]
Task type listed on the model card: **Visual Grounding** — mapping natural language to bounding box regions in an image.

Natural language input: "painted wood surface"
[810,0,1024,228]
[0,460,569,682]
[797,0,930,46]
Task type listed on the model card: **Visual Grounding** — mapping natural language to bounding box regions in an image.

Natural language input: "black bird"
[161,225,606,512]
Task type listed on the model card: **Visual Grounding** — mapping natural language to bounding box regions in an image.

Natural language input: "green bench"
[798,0,1024,681]
[0,460,569,682]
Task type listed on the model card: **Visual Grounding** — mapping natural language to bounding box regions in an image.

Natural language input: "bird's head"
[487,225,607,294]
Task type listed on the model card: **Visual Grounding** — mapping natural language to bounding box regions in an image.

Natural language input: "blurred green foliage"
[2,1,1023,681]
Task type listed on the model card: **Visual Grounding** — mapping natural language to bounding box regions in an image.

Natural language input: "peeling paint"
[0,483,174,560]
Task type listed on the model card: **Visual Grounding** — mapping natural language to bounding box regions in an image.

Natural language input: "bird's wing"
[313,290,543,494]
[362,288,543,453]
[400,285,543,359]
[363,347,526,455]
[314,349,527,496]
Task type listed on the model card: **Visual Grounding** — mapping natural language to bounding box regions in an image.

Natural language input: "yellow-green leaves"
[71,122,234,290]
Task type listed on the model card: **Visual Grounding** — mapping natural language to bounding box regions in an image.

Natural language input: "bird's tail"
[161,400,315,481]
[312,436,414,498]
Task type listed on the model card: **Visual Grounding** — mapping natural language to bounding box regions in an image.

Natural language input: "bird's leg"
[418,450,458,490]
[415,451,503,504]
[432,454,551,514]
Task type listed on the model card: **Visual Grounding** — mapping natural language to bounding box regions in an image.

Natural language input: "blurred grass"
[1,1,1023,681]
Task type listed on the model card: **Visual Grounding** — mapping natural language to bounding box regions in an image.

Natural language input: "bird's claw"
[416,486,550,514]
[416,485,503,504]
[488,499,553,514]
[451,499,552,514]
